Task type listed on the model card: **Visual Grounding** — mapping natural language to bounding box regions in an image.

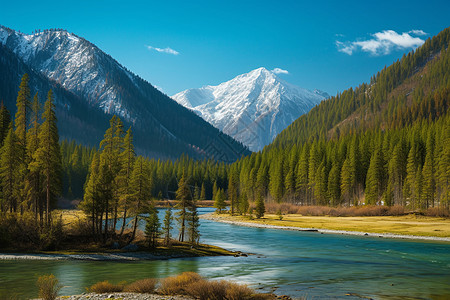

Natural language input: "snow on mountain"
[0,26,135,121]
[0,26,248,160]
[172,67,328,151]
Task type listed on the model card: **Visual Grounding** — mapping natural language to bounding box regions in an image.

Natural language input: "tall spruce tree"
[129,156,152,242]
[29,90,61,226]
[0,102,11,146]
[25,92,42,222]
[175,172,192,242]
[14,74,31,213]
[162,206,173,246]
[0,126,20,213]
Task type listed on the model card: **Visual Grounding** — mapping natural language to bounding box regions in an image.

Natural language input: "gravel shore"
[33,293,193,300]
[201,213,450,242]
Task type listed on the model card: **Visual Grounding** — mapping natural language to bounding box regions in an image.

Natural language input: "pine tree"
[187,203,200,245]
[255,194,265,219]
[214,188,226,214]
[98,116,125,238]
[25,93,42,221]
[82,152,101,237]
[15,74,31,154]
[118,128,135,235]
[145,208,160,248]
[0,126,20,213]
[162,206,173,246]
[295,145,309,204]
[212,180,218,200]
[200,183,206,200]
[29,90,62,226]
[328,161,341,206]
[422,133,436,208]
[404,145,418,207]
[269,156,284,202]
[341,157,352,205]
[365,149,384,205]
[239,191,249,215]
[228,167,239,215]
[0,102,11,146]
[14,74,31,213]
[129,156,152,242]
[175,173,192,242]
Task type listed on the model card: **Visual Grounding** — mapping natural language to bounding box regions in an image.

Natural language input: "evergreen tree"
[200,182,206,200]
[25,93,42,221]
[14,74,31,154]
[129,156,152,242]
[175,173,192,242]
[187,203,200,245]
[422,133,436,208]
[214,188,226,214]
[295,145,309,204]
[341,157,352,205]
[255,194,265,219]
[118,128,135,235]
[14,74,31,213]
[81,152,101,237]
[365,149,384,205]
[145,208,160,248]
[0,126,20,213]
[239,191,249,215]
[212,180,218,201]
[29,90,61,226]
[162,206,173,246]
[0,102,11,146]
[227,167,239,214]
[328,161,341,206]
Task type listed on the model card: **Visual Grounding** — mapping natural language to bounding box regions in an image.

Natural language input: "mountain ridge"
[0,26,249,160]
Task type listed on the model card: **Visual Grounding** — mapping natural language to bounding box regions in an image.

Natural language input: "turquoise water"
[1,207,449,299]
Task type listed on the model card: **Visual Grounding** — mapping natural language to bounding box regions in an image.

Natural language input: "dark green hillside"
[271,27,450,148]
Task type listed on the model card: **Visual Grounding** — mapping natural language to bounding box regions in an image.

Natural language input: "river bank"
[34,292,194,300]
[0,242,238,261]
[201,212,450,242]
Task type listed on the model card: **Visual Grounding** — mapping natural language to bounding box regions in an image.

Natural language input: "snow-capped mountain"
[0,26,248,160]
[0,27,136,121]
[172,67,328,151]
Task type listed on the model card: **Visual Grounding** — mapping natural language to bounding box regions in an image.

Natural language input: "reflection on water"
[0,207,449,299]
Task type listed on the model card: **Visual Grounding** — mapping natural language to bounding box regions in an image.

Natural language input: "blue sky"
[1,0,449,96]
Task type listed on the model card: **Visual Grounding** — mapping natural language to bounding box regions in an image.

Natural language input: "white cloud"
[409,29,427,36]
[336,30,426,56]
[272,68,289,75]
[146,45,179,55]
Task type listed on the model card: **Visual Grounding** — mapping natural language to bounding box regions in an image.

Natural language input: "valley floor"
[202,213,450,242]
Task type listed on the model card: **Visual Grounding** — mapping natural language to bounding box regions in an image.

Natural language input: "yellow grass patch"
[214,213,450,237]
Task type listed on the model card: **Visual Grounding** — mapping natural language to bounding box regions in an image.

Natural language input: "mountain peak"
[172,69,327,151]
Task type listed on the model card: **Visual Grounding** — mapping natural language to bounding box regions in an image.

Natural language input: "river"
[1,207,449,299]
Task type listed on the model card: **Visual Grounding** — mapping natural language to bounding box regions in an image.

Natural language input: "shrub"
[123,278,157,293]
[158,272,202,295]
[425,207,450,217]
[87,280,123,293]
[224,282,255,300]
[185,279,228,300]
[36,274,61,300]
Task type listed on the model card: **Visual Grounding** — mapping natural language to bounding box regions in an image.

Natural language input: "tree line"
[0,74,61,226]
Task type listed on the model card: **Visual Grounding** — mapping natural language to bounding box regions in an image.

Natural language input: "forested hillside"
[227,27,449,211]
